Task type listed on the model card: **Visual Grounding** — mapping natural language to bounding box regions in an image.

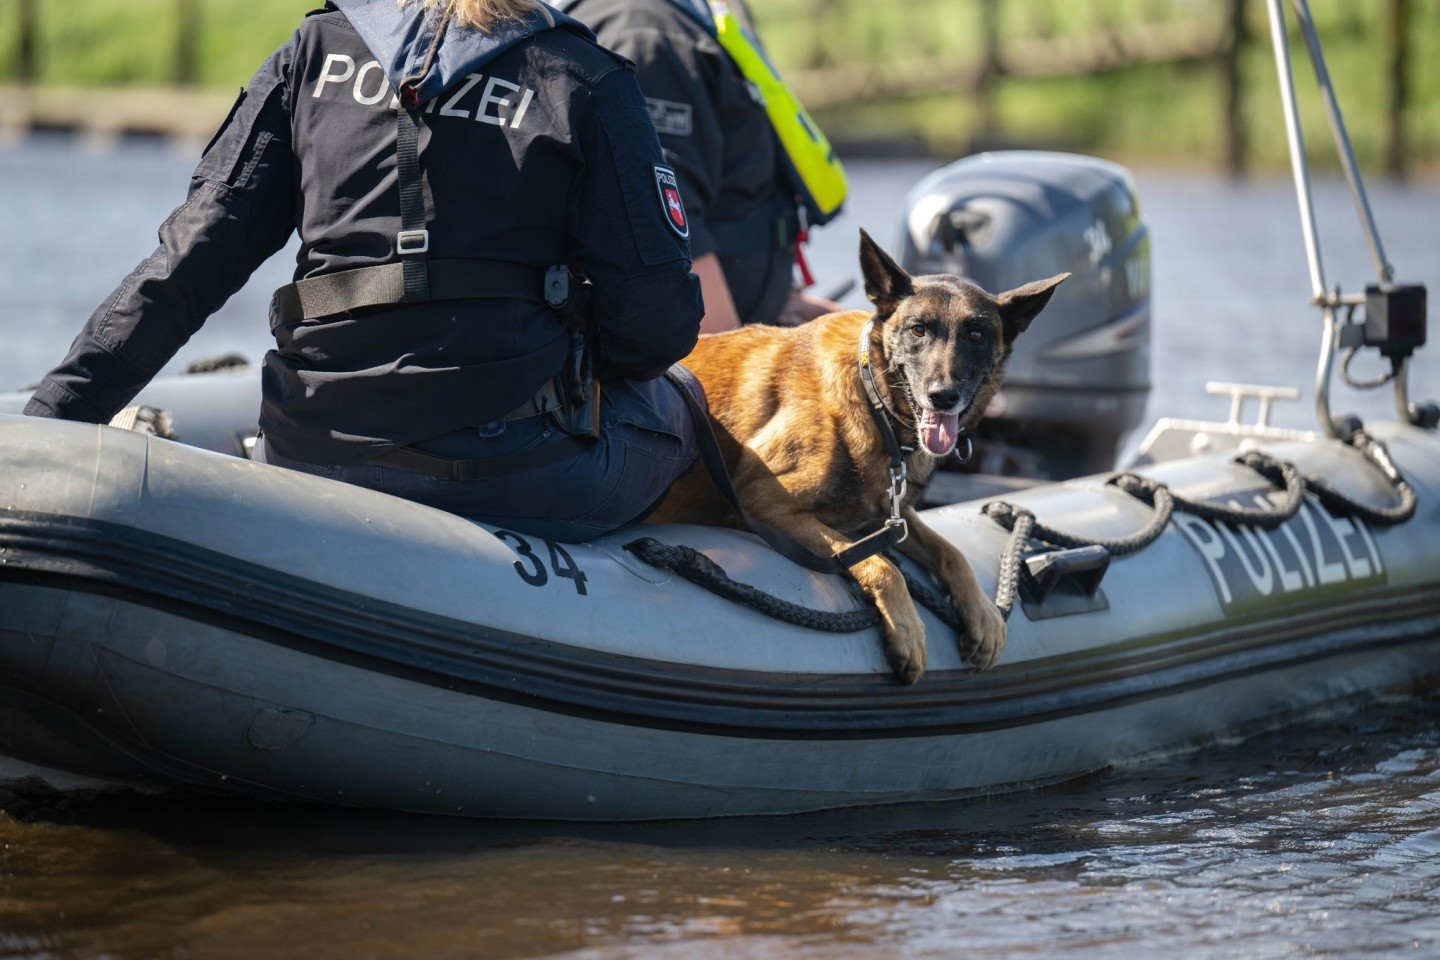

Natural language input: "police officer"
[24,0,704,542]
[558,0,844,331]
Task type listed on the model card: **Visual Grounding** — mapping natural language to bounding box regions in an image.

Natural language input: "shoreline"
[2,83,1434,180]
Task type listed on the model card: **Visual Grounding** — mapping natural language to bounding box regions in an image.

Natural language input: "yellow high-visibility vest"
[706,0,847,225]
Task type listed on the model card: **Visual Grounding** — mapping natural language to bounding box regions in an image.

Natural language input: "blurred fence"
[2,0,1427,175]
[764,0,1418,176]
[11,0,198,83]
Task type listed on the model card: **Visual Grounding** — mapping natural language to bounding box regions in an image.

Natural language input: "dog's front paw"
[882,609,928,684]
[960,599,1007,671]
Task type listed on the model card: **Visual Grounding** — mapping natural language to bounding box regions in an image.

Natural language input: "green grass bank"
[3,0,1437,174]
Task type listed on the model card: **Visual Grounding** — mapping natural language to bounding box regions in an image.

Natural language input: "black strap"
[395,106,430,304]
[392,2,455,305]
[372,434,591,482]
[856,318,910,473]
[663,366,904,574]
[270,259,547,328]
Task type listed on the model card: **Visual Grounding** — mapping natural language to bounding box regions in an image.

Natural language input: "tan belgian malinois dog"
[647,230,1067,683]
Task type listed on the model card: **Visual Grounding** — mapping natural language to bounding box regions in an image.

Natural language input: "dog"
[646,229,1067,683]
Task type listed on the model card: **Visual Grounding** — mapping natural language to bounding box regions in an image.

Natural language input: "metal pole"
[1393,359,1412,424]
[1289,0,1394,283]
[1265,0,1325,300]
[1264,0,1341,437]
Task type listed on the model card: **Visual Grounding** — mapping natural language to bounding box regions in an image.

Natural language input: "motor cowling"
[899,151,1152,478]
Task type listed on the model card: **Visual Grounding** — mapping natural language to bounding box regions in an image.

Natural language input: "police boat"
[0,1,1437,821]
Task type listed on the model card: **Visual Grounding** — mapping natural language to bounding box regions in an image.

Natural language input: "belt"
[372,435,591,481]
[270,259,547,329]
[372,377,583,480]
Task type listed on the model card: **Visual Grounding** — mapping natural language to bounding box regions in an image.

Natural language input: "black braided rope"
[1311,432,1418,526]
[623,431,1416,632]
[991,509,1035,620]
[624,538,881,632]
[983,475,1174,557]
[982,434,1414,618]
[888,553,979,659]
[622,538,981,650]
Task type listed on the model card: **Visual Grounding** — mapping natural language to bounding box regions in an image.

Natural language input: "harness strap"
[389,4,453,303]
[395,106,431,304]
[270,260,547,328]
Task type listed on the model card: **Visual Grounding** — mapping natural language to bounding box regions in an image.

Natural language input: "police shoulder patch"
[654,165,689,240]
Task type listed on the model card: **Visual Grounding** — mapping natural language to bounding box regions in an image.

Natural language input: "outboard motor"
[899,151,1151,478]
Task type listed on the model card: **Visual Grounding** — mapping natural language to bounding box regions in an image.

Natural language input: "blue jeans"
[255,377,697,543]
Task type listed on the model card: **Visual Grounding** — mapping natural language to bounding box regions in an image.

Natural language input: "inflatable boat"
[1,0,1435,821]
[0,391,1437,820]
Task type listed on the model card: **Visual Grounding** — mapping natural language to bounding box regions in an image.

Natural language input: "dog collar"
[854,318,912,550]
[857,319,912,466]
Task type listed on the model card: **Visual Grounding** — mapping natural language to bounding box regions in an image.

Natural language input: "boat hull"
[1,413,1438,819]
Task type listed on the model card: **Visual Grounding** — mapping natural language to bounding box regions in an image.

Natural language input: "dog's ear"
[997,273,1069,342]
[858,228,913,317]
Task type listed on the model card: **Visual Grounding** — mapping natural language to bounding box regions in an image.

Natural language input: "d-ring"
[952,435,973,464]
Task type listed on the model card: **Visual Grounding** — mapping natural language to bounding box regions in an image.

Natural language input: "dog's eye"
[966,328,986,343]
[909,323,927,338]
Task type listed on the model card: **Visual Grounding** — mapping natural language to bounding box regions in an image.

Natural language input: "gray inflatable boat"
[0,400,1436,820]
[4,1,1434,821]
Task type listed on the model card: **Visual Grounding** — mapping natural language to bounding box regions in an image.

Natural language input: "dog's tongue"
[918,410,960,457]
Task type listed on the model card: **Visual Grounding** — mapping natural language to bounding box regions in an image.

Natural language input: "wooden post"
[17,0,37,83]
[806,0,834,69]
[1383,0,1409,179]
[176,0,198,86]
[1220,0,1248,177]
[974,0,1000,150]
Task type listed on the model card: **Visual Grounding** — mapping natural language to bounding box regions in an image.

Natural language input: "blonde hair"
[397,0,551,32]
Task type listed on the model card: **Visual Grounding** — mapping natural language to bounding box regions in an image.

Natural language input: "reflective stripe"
[706,1,846,224]
[552,0,848,225]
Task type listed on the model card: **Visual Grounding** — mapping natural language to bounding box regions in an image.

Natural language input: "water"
[4,134,1437,430]
[2,695,1438,958]
[2,136,1440,958]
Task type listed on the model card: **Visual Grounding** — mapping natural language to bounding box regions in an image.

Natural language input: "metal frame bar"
[1290,0,1394,285]
[1264,0,1415,433]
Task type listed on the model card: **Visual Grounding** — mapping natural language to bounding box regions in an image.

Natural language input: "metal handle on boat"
[1022,545,1110,604]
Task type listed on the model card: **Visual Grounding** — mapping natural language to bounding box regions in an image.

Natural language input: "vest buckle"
[396,229,430,255]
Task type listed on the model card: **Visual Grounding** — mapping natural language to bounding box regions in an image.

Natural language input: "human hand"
[775,289,845,327]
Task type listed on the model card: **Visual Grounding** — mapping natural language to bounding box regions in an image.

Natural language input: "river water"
[2,135,1440,958]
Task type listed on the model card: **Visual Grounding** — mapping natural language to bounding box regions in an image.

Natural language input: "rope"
[184,353,250,375]
[624,430,1417,632]
[623,537,985,652]
[108,405,179,442]
[1312,431,1418,526]
[624,539,881,632]
[991,509,1034,623]
[982,432,1412,618]
[891,555,981,661]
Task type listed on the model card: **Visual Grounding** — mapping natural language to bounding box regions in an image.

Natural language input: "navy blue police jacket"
[24,1,703,466]
[559,0,797,326]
